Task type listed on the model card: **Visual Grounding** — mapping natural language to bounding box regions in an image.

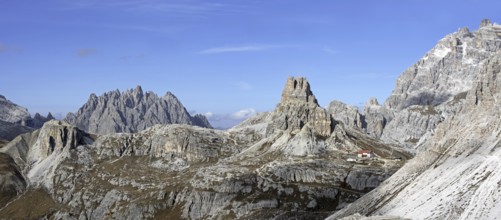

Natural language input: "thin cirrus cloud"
[234,81,253,91]
[76,48,97,57]
[197,43,298,54]
[120,53,145,61]
[198,45,272,54]
[342,73,399,79]
[323,47,339,54]
[59,0,251,17]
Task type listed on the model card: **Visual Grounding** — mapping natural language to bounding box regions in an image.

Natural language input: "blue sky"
[1,0,500,128]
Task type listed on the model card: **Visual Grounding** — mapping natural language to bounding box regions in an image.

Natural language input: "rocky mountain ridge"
[0,77,408,219]
[64,86,212,135]
[0,95,54,142]
[329,19,501,150]
[328,19,501,220]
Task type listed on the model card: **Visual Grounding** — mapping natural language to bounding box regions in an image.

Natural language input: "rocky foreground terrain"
[0,77,409,219]
[328,20,501,220]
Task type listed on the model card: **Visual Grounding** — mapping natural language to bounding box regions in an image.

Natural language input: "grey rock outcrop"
[0,95,31,126]
[328,45,501,220]
[379,20,501,148]
[0,95,52,141]
[328,20,501,149]
[65,86,212,135]
[362,98,386,137]
[1,120,92,188]
[267,77,332,138]
[327,100,363,130]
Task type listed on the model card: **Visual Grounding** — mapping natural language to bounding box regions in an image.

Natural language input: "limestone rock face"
[0,95,31,126]
[268,77,332,137]
[280,77,318,104]
[0,95,52,142]
[1,120,92,189]
[327,100,363,130]
[363,98,386,137]
[328,51,501,220]
[0,95,55,141]
[65,86,212,135]
[378,20,501,148]
[26,120,85,165]
[327,20,501,149]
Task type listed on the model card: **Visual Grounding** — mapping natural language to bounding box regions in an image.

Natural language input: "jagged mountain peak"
[268,76,332,138]
[369,19,501,148]
[386,19,501,110]
[65,86,212,134]
[280,76,318,105]
[0,94,31,126]
[329,50,501,220]
[480,18,493,28]
[365,97,380,107]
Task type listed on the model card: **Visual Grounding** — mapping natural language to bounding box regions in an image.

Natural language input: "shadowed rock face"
[65,86,212,135]
[0,153,26,208]
[0,120,33,141]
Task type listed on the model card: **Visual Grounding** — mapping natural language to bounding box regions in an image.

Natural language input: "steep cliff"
[328,19,501,150]
[329,35,501,220]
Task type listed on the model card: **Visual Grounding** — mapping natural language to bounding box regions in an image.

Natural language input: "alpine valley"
[1,19,500,220]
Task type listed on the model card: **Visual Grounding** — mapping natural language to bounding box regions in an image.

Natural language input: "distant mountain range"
[64,86,212,135]
[0,86,212,141]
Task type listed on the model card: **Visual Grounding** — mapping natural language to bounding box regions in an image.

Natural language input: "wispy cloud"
[96,23,178,34]
[76,48,97,57]
[58,0,252,17]
[198,45,271,54]
[233,81,253,91]
[120,53,144,61]
[323,47,339,54]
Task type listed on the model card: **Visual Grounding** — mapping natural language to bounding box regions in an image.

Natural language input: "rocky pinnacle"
[280,77,318,105]
[268,77,332,137]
